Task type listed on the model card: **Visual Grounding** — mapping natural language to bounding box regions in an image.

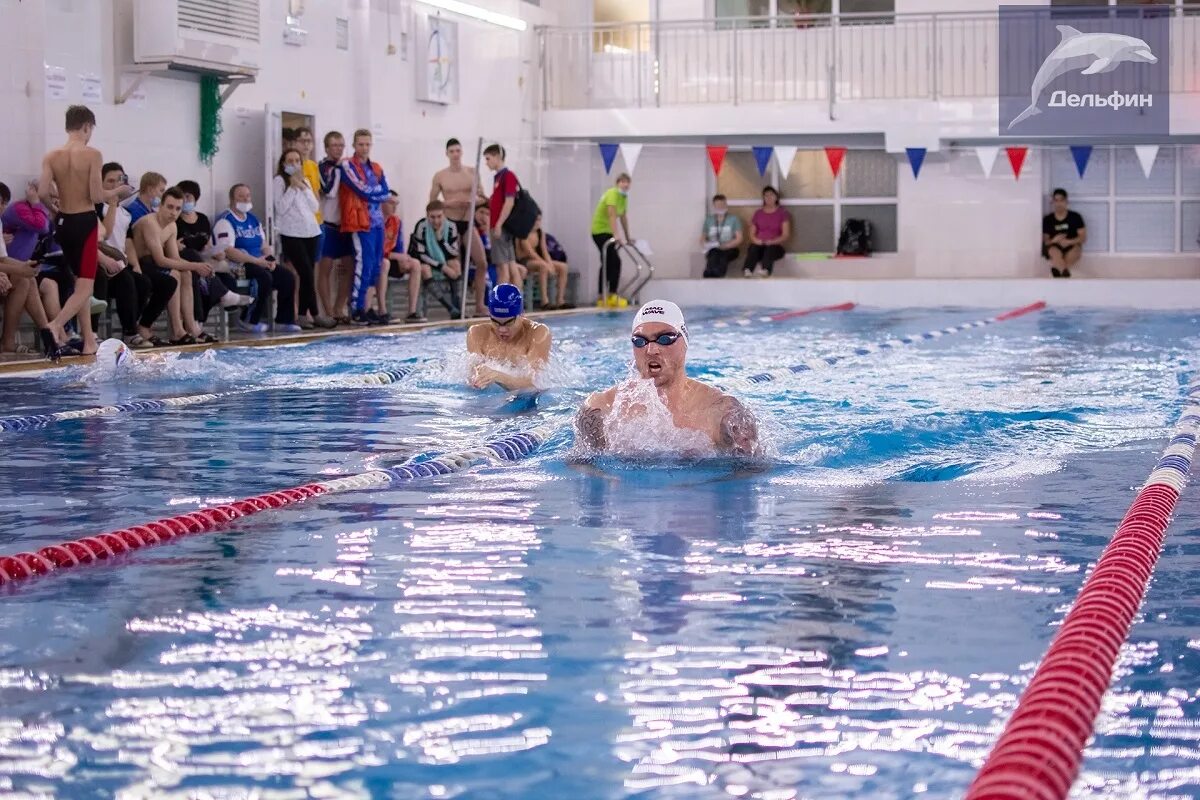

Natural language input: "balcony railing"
[538,6,1200,111]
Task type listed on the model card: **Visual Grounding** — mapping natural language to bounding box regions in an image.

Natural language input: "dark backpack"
[501,172,541,240]
[837,218,873,256]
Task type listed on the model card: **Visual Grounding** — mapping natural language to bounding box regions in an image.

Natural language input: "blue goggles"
[632,332,683,348]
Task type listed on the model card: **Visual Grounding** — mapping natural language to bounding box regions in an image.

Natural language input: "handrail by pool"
[964,378,1200,799]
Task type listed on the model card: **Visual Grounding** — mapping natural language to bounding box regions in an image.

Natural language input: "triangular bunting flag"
[598,143,619,174]
[752,146,774,177]
[1006,146,1028,179]
[976,146,1000,178]
[905,147,927,179]
[619,143,643,175]
[825,146,847,178]
[1070,145,1093,178]
[707,145,728,176]
[774,146,799,179]
[1135,144,1159,178]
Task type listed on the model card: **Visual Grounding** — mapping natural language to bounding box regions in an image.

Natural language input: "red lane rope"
[0,483,329,586]
[994,300,1047,321]
[768,301,856,321]
[965,389,1200,799]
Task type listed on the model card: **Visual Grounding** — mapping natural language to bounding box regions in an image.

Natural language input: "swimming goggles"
[490,316,517,327]
[631,332,682,348]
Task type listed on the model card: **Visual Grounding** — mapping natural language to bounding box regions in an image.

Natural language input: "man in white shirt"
[317,131,352,322]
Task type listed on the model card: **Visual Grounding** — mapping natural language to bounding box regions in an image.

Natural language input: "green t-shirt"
[590,187,628,235]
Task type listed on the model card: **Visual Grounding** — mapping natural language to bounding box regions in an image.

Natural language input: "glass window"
[842,203,897,252]
[780,150,834,199]
[716,151,773,201]
[1182,201,1200,252]
[841,150,897,198]
[790,205,836,251]
[1047,147,1110,198]
[1115,201,1175,252]
[1179,145,1200,190]
[1115,146,1176,196]
[1067,200,1109,251]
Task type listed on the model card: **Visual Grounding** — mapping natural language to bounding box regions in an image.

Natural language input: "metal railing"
[538,6,1200,111]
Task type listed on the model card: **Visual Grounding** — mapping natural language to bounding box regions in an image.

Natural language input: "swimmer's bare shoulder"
[466,322,489,353]
[576,386,616,450]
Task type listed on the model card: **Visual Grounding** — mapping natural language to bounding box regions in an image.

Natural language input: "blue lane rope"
[0,366,419,434]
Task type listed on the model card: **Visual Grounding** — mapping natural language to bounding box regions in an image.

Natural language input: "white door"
[264,103,283,251]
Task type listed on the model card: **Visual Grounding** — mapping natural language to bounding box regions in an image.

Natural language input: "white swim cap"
[95,338,131,376]
[632,300,688,342]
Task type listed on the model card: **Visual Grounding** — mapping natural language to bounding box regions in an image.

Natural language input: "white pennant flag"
[774,146,799,179]
[619,143,643,175]
[1135,144,1159,178]
[975,146,1000,178]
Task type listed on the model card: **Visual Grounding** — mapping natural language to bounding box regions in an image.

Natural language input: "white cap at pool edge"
[632,300,688,342]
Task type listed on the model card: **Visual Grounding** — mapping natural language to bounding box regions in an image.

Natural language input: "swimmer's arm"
[575,391,614,451]
[718,397,760,457]
[36,155,54,207]
[487,328,552,391]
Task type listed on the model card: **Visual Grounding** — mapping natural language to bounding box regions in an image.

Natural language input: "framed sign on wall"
[416,14,459,105]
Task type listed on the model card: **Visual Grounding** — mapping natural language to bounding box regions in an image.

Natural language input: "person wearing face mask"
[212,183,299,334]
[175,179,249,338]
[274,148,333,329]
[590,173,632,303]
[124,171,167,234]
[575,300,761,457]
[701,193,743,279]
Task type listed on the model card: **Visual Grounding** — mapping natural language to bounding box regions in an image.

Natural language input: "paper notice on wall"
[79,73,102,103]
[44,64,67,100]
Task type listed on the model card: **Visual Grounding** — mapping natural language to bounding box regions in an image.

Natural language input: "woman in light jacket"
[273,148,333,328]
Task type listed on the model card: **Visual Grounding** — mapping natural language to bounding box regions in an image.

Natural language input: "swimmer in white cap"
[576,299,760,456]
[466,283,552,390]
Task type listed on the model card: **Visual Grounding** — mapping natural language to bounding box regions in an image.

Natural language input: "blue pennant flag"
[1070,145,1093,178]
[906,147,927,179]
[752,146,774,177]
[599,143,620,174]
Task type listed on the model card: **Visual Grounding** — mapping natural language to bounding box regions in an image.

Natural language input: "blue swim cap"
[488,283,523,319]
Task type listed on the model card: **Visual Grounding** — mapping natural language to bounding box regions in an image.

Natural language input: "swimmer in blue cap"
[466,283,552,390]
[576,299,760,456]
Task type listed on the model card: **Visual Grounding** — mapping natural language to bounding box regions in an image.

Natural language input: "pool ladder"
[601,239,655,307]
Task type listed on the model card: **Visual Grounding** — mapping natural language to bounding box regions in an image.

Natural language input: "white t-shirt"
[0,218,7,259]
[100,203,132,251]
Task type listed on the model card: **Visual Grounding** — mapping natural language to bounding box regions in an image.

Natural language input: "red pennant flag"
[825,146,847,178]
[707,145,728,176]
[1006,146,1028,180]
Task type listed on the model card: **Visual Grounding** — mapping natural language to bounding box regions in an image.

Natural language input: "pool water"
[1,305,1199,799]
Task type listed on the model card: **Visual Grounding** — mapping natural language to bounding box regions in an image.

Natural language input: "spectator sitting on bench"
[408,199,464,317]
[380,191,425,324]
[212,183,300,334]
[1042,187,1086,279]
[743,186,790,278]
[701,193,743,278]
[516,214,570,310]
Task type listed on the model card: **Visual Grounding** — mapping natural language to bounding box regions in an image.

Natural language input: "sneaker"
[374,313,391,326]
[405,312,427,324]
[299,318,314,330]
[743,268,753,278]
[237,319,267,334]
[364,309,381,325]
[277,323,303,333]
[89,295,107,315]
[350,311,370,326]
[313,315,337,329]
[220,291,253,308]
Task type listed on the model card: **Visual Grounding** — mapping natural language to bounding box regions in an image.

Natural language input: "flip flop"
[170,334,198,346]
[194,332,218,344]
[149,336,171,348]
